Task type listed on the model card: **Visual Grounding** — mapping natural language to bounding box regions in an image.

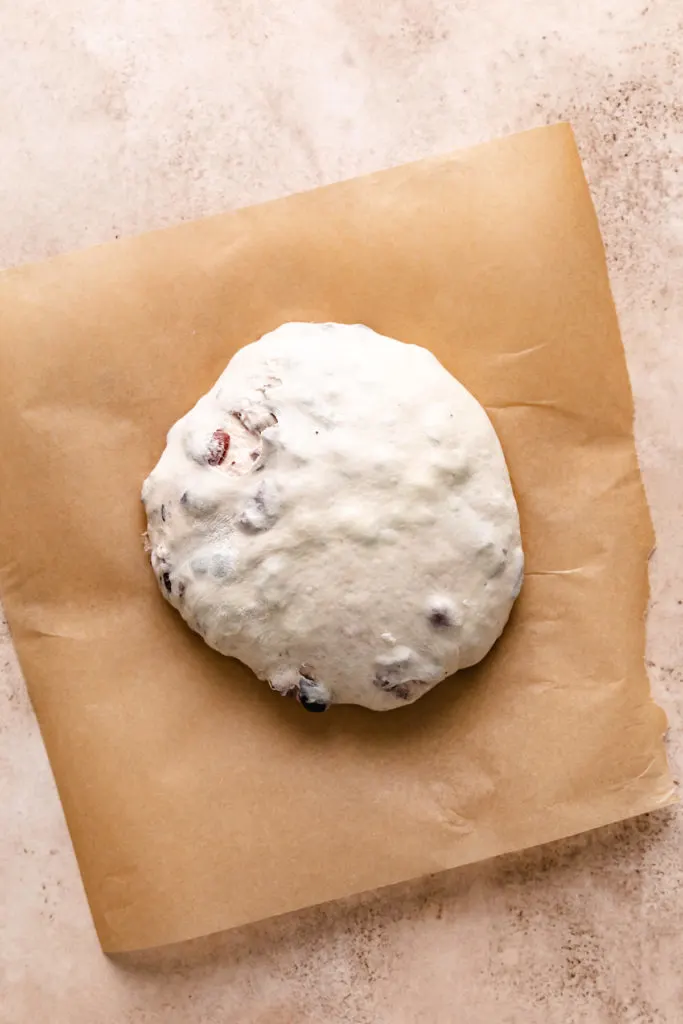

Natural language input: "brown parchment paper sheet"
[0,124,674,953]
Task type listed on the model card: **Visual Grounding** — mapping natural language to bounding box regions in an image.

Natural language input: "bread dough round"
[142,322,523,712]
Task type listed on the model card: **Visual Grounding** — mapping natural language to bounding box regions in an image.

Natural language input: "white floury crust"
[142,322,523,712]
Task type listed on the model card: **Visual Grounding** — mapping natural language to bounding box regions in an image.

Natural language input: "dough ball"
[142,322,523,711]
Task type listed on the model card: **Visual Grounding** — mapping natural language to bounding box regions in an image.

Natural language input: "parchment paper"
[0,124,673,953]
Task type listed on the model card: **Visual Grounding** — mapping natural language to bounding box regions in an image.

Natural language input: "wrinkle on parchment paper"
[0,123,673,952]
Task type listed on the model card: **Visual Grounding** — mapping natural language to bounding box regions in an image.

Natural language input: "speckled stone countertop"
[1,2,682,1021]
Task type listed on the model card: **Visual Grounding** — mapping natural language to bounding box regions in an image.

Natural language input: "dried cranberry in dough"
[142,322,523,711]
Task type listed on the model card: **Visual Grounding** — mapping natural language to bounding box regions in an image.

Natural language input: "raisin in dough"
[142,322,523,712]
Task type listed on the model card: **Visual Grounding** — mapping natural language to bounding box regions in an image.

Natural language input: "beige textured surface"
[0,1,681,1021]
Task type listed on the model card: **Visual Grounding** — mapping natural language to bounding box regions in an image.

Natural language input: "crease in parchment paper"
[0,123,673,952]
[19,624,87,643]
[485,400,630,440]
[526,567,588,578]
[496,342,551,360]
